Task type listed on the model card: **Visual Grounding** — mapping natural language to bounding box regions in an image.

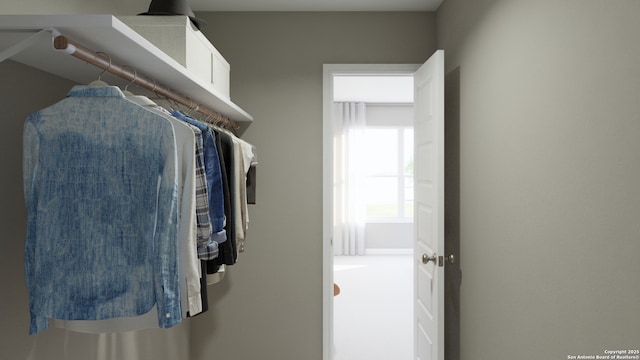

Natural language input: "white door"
[414,50,445,360]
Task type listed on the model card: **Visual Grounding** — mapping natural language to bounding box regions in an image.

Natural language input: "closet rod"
[52,35,238,130]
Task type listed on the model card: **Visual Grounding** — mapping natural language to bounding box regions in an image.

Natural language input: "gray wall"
[366,223,413,250]
[437,1,640,359]
[189,12,435,360]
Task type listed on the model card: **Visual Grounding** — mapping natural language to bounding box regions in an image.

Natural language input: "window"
[363,127,414,221]
[331,74,415,223]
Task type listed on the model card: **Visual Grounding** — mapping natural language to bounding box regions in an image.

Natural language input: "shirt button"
[166,313,171,318]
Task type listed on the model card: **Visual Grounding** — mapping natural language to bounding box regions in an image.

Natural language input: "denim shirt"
[23,86,181,334]
[170,111,227,245]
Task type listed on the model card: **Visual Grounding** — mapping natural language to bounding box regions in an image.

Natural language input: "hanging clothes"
[232,136,256,253]
[53,94,215,333]
[23,84,257,335]
[23,86,182,335]
[208,129,238,272]
[170,111,227,248]
[207,127,256,275]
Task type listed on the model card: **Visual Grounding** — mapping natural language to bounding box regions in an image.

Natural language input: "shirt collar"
[66,85,125,98]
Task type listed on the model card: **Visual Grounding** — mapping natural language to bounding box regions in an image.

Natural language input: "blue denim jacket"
[23,86,181,334]
[170,111,227,245]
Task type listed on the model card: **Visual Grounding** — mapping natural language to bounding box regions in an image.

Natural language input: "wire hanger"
[88,51,111,86]
[122,65,137,96]
[189,101,199,116]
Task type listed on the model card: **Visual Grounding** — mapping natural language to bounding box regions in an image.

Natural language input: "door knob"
[422,253,437,264]
[447,254,456,264]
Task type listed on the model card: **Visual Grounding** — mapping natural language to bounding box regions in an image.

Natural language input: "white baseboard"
[365,248,413,255]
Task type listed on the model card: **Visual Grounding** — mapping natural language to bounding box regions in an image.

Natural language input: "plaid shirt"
[189,126,218,260]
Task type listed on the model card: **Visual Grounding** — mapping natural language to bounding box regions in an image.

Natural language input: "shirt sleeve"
[153,124,182,328]
[23,116,49,334]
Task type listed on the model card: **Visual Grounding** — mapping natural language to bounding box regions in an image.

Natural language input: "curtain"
[333,102,366,256]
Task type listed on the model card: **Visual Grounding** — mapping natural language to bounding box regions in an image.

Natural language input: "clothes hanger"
[186,100,199,117]
[122,65,137,96]
[88,52,111,86]
[156,93,178,112]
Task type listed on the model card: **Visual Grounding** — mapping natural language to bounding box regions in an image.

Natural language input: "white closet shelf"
[0,14,253,125]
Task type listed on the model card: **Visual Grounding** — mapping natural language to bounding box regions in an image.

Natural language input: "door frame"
[322,63,421,360]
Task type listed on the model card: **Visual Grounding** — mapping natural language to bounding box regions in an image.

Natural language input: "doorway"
[322,64,420,360]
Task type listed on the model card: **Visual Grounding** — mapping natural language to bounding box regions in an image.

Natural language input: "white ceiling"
[190,0,443,12]
[333,75,414,103]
